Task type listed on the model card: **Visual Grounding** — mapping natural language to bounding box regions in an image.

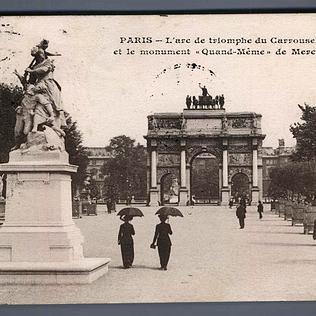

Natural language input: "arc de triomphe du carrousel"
[145,92,265,207]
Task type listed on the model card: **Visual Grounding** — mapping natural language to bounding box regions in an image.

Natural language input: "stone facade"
[145,109,265,206]
[86,147,112,197]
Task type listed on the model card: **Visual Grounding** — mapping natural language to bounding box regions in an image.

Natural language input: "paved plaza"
[0,204,316,304]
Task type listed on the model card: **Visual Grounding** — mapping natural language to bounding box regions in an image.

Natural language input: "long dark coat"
[153,222,173,269]
[118,222,135,268]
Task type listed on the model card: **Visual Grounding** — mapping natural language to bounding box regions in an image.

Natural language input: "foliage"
[268,161,316,201]
[101,135,147,201]
[0,83,23,162]
[63,113,89,195]
[290,103,316,161]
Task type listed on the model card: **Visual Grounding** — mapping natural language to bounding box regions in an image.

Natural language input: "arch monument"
[145,100,265,206]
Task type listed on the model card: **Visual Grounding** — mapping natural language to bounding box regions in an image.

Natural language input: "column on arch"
[251,138,259,204]
[179,139,188,206]
[149,139,159,206]
[221,138,229,205]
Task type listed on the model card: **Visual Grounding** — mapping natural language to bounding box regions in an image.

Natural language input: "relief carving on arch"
[228,153,252,165]
[158,153,180,166]
[156,139,181,152]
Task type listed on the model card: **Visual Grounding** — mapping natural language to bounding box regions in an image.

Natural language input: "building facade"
[262,140,295,200]
[86,147,111,197]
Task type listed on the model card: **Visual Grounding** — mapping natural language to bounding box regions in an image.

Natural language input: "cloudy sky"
[0,14,315,148]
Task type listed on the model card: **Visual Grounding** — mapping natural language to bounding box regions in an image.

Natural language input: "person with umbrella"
[151,214,172,270]
[151,207,183,270]
[117,207,144,269]
[118,215,135,269]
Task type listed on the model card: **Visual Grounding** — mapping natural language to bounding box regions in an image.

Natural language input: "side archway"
[160,173,180,205]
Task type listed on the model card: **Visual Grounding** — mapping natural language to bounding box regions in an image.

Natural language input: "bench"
[291,203,305,226]
[303,206,316,234]
[278,200,285,217]
[284,201,293,221]
[81,200,97,216]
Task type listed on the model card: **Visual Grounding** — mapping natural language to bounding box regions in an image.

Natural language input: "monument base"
[221,188,230,206]
[251,187,259,205]
[149,188,159,206]
[0,149,110,284]
[0,258,110,284]
[179,188,188,206]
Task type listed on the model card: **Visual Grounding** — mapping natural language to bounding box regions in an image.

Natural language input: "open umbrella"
[117,207,144,218]
[155,206,184,217]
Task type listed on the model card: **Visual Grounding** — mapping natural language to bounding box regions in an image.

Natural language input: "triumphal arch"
[145,96,265,206]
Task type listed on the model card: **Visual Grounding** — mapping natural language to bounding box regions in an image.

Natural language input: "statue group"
[186,84,225,110]
[13,39,66,152]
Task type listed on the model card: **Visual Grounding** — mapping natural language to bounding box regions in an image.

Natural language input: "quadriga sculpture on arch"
[13,41,66,152]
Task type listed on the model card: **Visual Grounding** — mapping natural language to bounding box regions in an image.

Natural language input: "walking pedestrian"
[118,215,135,269]
[106,198,111,214]
[271,199,276,212]
[151,214,173,270]
[236,204,246,229]
[257,200,263,219]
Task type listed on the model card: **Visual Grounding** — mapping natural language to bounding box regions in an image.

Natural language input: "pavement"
[1,204,316,304]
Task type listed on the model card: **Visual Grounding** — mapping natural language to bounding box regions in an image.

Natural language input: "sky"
[0,14,315,148]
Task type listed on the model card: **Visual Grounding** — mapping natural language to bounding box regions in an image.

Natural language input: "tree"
[268,161,316,201]
[63,113,89,196]
[290,103,316,202]
[0,83,23,162]
[101,135,147,201]
[290,103,316,161]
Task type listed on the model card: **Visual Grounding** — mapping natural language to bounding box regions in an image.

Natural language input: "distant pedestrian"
[151,214,173,270]
[257,201,263,219]
[229,199,234,209]
[106,198,111,214]
[271,200,276,211]
[191,195,196,206]
[118,215,135,269]
[236,204,246,229]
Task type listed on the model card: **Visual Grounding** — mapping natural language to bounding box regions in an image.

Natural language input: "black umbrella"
[117,207,144,218]
[155,206,184,217]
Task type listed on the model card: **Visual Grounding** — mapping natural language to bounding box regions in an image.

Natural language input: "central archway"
[231,173,250,202]
[190,152,220,204]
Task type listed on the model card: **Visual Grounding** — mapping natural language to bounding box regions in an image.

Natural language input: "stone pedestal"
[221,188,230,206]
[251,187,259,205]
[179,188,188,206]
[149,188,159,206]
[0,149,110,284]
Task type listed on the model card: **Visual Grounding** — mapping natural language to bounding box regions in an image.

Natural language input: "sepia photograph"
[0,13,315,305]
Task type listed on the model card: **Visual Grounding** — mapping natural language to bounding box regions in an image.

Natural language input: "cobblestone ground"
[1,204,316,304]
